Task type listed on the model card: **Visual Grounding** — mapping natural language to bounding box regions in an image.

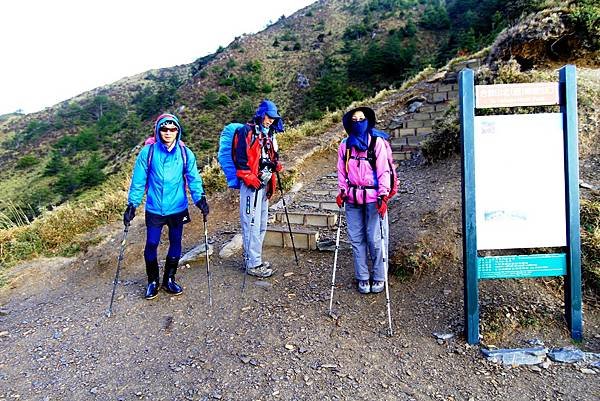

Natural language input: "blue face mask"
[347,120,369,151]
[260,125,270,135]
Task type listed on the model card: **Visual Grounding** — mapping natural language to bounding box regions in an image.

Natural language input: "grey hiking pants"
[240,182,268,268]
[345,202,389,282]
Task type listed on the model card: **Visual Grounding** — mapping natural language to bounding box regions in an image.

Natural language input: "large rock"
[219,234,243,258]
[179,243,214,265]
[481,347,547,366]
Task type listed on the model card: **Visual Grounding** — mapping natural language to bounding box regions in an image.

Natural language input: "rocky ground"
[1,142,599,401]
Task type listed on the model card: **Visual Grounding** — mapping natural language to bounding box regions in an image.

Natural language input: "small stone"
[254,281,272,290]
[580,368,596,375]
[433,332,454,340]
[0,331,9,337]
[90,387,98,394]
[285,344,295,351]
[284,272,294,277]
[240,356,251,364]
[530,365,542,372]
[299,347,308,354]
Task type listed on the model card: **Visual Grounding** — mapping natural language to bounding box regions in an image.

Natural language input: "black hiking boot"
[162,256,183,295]
[144,259,160,300]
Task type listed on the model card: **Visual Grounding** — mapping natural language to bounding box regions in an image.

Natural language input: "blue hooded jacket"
[127,114,205,216]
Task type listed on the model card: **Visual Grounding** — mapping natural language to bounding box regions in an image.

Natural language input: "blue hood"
[253,99,284,133]
[154,113,183,143]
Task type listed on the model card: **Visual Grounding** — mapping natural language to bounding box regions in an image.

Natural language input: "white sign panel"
[474,113,566,250]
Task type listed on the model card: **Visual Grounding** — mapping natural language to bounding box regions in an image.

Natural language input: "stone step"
[264,225,319,250]
[274,211,337,228]
[299,200,339,212]
[308,189,339,197]
[393,151,412,162]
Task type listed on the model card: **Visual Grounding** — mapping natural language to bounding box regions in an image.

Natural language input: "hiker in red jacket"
[233,100,284,278]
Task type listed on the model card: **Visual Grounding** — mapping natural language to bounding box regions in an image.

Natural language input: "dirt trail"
[1,148,599,401]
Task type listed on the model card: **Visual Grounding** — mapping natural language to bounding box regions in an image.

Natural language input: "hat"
[342,106,376,134]
[255,99,281,119]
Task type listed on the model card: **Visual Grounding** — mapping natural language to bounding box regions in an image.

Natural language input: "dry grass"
[277,110,342,151]
[0,171,128,278]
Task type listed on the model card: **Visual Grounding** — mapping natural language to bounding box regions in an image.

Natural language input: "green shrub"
[237,74,260,94]
[16,155,39,169]
[202,90,220,110]
[419,4,451,30]
[581,197,600,294]
[570,0,600,50]
[244,60,262,73]
[233,99,255,122]
[226,58,237,68]
[217,93,231,106]
[421,104,460,163]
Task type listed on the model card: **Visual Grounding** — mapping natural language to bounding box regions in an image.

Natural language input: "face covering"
[347,119,369,151]
[261,125,270,135]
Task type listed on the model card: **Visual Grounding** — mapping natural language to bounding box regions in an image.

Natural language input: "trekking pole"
[328,196,344,317]
[203,215,212,307]
[379,214,393,336]
[107,224,130,317]
[241,188,260,294]
[275,171,299,266]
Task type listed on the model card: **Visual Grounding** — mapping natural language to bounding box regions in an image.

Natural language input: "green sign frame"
[459,65,582,344]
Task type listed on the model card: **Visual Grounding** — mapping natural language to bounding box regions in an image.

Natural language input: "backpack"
[217,123,245,189]
[344,132,399,199]
[144,136,188,189]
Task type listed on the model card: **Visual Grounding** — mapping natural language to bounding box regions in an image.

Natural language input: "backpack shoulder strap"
[367,135,378,171]
[367,135,379,188]
[178,142,188,172]
[345,147,351,175]
[146,143,155,172]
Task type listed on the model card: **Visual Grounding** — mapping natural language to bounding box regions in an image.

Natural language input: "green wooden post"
[459,68,479,344]
[559,65,583,340]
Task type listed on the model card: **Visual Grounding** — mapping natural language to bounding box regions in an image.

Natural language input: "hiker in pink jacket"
[336,107,391,294]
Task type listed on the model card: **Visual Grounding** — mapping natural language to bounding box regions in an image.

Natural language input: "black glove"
[196,195,209,217]
[123,203,136,226]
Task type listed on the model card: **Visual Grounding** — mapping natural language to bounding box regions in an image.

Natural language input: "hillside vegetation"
[0,0,599,287]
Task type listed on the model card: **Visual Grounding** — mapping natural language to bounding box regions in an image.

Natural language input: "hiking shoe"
[247,263,273,278]
[371,280,385,294]
[145,280,160,299]
[358,280,370,294]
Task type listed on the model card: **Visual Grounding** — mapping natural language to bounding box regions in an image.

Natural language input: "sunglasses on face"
[160,127,178,133]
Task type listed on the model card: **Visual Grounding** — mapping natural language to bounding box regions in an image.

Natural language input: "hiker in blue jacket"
[123,113,210,299]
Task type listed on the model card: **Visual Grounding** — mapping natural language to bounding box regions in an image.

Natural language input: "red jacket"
[234,123,278,198]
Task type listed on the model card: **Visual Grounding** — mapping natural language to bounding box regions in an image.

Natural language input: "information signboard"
[474,113,566,250]
[459,65,582,344]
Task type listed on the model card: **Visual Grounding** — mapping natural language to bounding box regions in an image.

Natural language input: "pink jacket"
[337,136,391,204]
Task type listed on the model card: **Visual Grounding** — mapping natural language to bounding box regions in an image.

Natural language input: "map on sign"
[474,113,566,250]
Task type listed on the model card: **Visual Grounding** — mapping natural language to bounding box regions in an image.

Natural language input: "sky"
[0,0,315,116]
